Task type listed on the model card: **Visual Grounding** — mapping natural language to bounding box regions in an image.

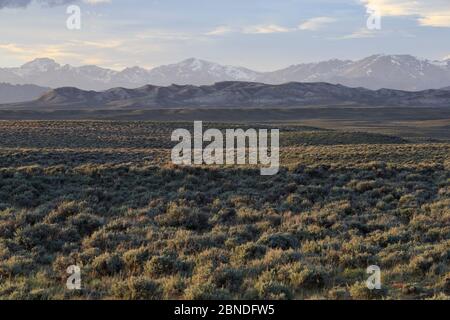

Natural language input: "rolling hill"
[3,81,450,110]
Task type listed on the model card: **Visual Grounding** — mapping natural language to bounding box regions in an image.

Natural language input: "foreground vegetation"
[0,121,448,300]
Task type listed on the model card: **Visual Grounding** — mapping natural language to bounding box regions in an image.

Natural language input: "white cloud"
[336,28,378,39]
[243,24,292,34]
[205,26,234,36]
[0,42,81,60]
[298,17,336,31]
[217,17,336,36]
[361,0,450,27]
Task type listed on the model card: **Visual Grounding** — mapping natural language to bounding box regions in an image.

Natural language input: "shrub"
[327,287,351,300]
[123,247,150,274]
[440,273,450,295]
[183,283,232,300]
[211,267,244,293]
[92,253,124,276]
[349,282,388,300]
[156,203,209,231]
[69,213,104,236]
[145,255,188,277]
[232,243,267,262]
[161,275,187,299]
[112,277,162,300]
[259,233,299,250]
[0,256,35,277]
[255,270,294,300]
[15,223,61,251]
[289,264,327,290]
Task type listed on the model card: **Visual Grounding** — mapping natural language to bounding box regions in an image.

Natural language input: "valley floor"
[0,121,448,300]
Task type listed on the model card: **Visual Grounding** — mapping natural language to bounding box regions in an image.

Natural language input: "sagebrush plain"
[0,120,448,300]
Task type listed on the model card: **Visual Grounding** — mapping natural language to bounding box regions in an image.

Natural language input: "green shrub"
[255,270,294,300]
[233,243,267,262]
[259,233,299,250]
[92,253,124,276]
[183,283,232,300]
[123,247,150,274]
[156,203,209,231]
[211,267,244,293]
[289,264,327,290]
[112,277,162,300]
[145,255,189,277]
[349,282,388,300]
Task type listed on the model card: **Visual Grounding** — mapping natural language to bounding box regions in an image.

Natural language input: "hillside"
[3,82,450,110]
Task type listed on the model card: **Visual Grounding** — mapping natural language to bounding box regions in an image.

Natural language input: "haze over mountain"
[1,55,450,92]
[0,83,50,104]
[4,82,450,110]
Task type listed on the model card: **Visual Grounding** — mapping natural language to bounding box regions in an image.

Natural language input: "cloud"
[298,17,336,31]
[360,0,450,27]
[135,30,197,41]
[243,24,292,34]
[205,26,234,36]
[0,42,82,61]
[336,28,378,39]
[0,0,109,9]
[241,17,336,35]
[0,37,161,69]
[67,39,122,49]
[0,43,29,54]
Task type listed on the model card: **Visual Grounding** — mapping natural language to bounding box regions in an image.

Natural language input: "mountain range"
[1,54,450,94]
[4,82,450,110]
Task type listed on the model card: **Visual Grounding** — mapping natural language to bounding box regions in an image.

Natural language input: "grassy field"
[0,120,449,300]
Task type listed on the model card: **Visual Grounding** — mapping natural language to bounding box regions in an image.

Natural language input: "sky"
[0,0,449,71]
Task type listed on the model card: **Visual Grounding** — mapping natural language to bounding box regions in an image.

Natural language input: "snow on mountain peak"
[179,58,210,71]
[21,58,60,71]
[2,55,450,91]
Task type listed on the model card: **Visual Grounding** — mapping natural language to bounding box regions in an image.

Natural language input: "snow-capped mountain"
[0,58,260,90]
[336,54,450,91]
[0,58,117,90]
[1,55,450,91]
[258,59,353,84]
[16,58,60,76]
[259,55,450,91]
[112,67,152,87]
[144,58,260,85]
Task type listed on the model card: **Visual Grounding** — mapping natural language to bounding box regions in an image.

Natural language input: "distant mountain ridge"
[4,81,450,110]
[1,55,450,91]
[0,83,50,104]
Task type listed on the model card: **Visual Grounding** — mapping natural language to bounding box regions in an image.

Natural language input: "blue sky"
[0,0,449,70]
